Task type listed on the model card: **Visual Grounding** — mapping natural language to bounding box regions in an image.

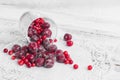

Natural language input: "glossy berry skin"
[18,59,24,66]
[8,50,13,55]
[34,18,45,24]
[69,60,73,64]
[66,40,73,46]
[64,60,69,64]
[12,44,21,52]
[3,48,8,53]
[44,58,54,68]
[26,62,32,68]
[87,65,93,70]
[73,64,79,69]
[64,33,72,41]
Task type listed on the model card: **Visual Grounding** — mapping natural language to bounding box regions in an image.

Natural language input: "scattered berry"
[11,56,16,60]
[8,50,13,55]
[87,65,93,70]
[73,64,79,69]
[54,38,57,42]
[18,59,24,66]
[64,33,72,41]
[66,40,73,46]
[3,48,8,53]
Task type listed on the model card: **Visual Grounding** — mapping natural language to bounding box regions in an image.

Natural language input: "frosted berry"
[3,48,8,53]
[64,33,72,41]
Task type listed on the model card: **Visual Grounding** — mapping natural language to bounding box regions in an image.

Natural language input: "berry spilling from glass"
[3,18,75,69]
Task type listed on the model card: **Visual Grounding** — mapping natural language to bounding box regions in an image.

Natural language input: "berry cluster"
[64,33,73,46]
[3,18,74,68]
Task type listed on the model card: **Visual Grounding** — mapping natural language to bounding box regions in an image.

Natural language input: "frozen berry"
[55,49,63,57]
[42,29,52,37]
[28,42,38,52]
[34,18,45,24]
[3,48,8,53]
[12,44,21,52]
[44,58,54,68]
[66,40,73,46]
[30,35,39,41]
[64,33,72,41]
[46,44,57,52]
[35,58,45,67]
[56,54,65,63]
[41,22,50,29]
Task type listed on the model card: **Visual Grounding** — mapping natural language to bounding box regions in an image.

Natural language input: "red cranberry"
[35,58,45,67]
[64,60,69,64]
[36,40,41,45]
[87,65,93,70]
[69,60,73,64]
[63,51,68,55]
[64,33,72,41]
[18,59,24,66]
[42,29,52,37]
[26,54,34,61]
[66,40,73,46]
[23,58,29,64]
[56,54,65,63]
[11,56,16,60]
[31,63,36,67]
[73,64,79,69]
[34,18,45,24]
[3,48,8,53]
[41,35,47,40]
[41,22,50,29]
[12,44,21,52]
[49,39,53,43]
[8,50,13,55]
[26,62,32,68]
[54,39,57,42]
[44,58,54,68]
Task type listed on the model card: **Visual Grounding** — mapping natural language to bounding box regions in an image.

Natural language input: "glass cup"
[19,11,57,42]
